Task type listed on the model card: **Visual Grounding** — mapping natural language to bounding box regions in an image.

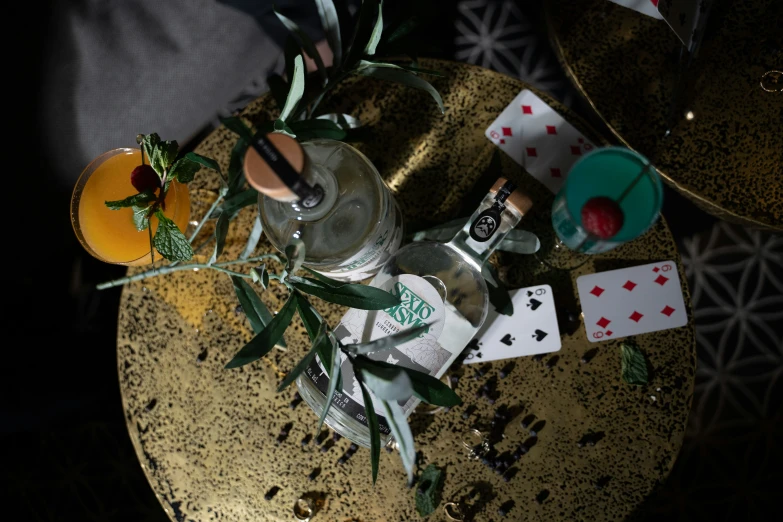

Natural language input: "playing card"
[657,0,701,49]
[608,0,664,19]
[464,284,561,364]
[577,260,688,343]
[485,89,597,195]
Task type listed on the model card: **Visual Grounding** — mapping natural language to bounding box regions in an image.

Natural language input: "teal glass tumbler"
[551,147,663,254]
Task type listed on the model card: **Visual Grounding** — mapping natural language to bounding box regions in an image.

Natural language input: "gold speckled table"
[118,59,696,522]
[546,0,783,231]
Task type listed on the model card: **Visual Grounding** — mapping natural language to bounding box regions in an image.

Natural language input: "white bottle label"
[303,275,448,434]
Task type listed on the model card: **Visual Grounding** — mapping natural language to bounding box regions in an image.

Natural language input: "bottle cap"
[490,177,533,215]
[243,133,307,202]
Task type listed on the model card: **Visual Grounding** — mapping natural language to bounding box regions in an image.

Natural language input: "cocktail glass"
[537,147,663,269]
[70,148,190,266]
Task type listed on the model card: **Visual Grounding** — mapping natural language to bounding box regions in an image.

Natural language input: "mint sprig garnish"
[105,190,156,210]
[152,210,193,262]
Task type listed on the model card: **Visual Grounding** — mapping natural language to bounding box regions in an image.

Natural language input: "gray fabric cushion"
[41,0,281,187]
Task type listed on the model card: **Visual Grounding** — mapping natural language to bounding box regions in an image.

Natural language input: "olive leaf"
[364,0,384,56]
[274,6,328,85]
[152,209,193,262]
[357,375,381,484]
[621,342,649,385]
[316,331,343,434]
[231,276,274,333]
[289,275,401,310]
[208,213,229,265]
[250,264,270,289]
[356,362,413,402]
[241,215,264,260]
[277,321,329,392]
[343,0,380,68]
[225,293,297,369]
[216,189,257,219]
[279,53,305,122]
[285,239,306,274]
[316,112,361,130]
[381,399,416,484]
[382,16,420,46]
[415,464,444,517]
[288,119,347,141]
[343,323,430,355]
[357,358,461,407]
[357,66,444,113]
[295,293,335,378]
[314,0,342,69]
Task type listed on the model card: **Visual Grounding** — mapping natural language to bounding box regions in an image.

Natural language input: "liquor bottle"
[296,178,533,446]
[244,133,403,282]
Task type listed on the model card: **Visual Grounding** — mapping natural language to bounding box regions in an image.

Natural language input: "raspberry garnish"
[581,197,624,239]
[130,164,160,193]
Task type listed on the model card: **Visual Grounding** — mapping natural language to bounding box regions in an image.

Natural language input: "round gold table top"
[118,59,696,521]
[546,0,783,231]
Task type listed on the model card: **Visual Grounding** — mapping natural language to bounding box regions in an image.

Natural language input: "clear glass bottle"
[296,178,533,447]
[244,134,403,282]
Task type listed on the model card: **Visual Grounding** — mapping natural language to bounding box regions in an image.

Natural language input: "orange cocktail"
[71,148,190,266]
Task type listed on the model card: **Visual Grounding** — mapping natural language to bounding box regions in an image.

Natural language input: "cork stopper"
[243,133,306,202]
[490,177,533,215]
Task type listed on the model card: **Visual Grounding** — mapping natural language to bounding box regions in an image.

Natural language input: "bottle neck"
[446,193,524,267]
[274,157,339,222]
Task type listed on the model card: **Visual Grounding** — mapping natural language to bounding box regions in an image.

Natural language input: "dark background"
[4,1,779,521]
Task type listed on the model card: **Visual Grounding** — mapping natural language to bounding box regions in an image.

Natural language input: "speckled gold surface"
[546,0,782,231]
[118,59,696,522]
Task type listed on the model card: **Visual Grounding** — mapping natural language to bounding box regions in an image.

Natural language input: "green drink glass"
[551,147,663,254]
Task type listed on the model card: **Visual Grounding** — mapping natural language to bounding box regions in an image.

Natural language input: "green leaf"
[208,213,229,265]
[384,16,420,45]
[132,204,150,232]
[621,342,649,385]
[316,332,342,434]
[316,112,361,130]
[285,239,305,274]
[355,358,461,407]
[273,118,296,137]
[344,324,430,355]
[225,293,297,369]
[277,321,328,392]
[314,0,342,69]
[217,189,257,219]
[152,209,193,262]
[241,215,264,260]
[288,119,347,141]
[105,190,156,210]
[168,157,201,184]
[250,264,270,289]
[482,264,513,317]
[358,66,444,113]
[357,376,381,484]
[289,276,401,310]
[364,0,383,56]
[276,46,304,121]
[380,399,415,484]
[139,133,161,165]
[151,140,179,176]
[267,73,289,112]
[415,464,444,517]
[499,229,540,254]
[221,115,256,142]
[301,266,345,287]
[295,293,333,376]
[358,59,444,77]
[356,360,413,402]
[274,6,328,84]
[344,0,379,68]
[231,276,276,335]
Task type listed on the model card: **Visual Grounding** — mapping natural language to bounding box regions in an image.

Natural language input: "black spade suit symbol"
[527,298,542,311]
[533,329,548,342]
[527,290,534,297]
[500,334,514,346]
